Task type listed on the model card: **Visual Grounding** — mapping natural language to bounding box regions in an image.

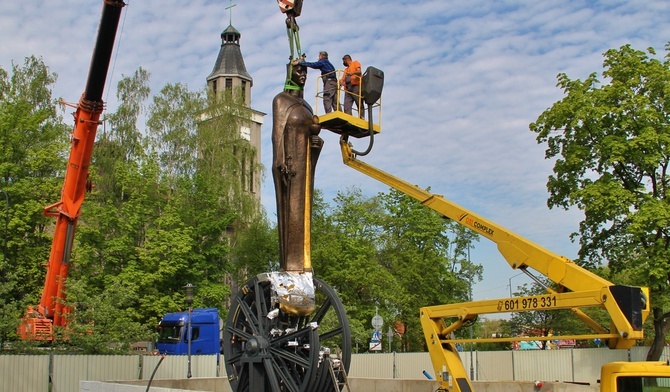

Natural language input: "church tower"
[207,21,265,198]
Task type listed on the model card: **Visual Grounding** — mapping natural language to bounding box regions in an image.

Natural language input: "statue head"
[291,64,307,87]
[285,63,307,92]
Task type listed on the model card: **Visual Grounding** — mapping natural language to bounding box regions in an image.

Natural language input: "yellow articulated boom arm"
[338,138,649,392]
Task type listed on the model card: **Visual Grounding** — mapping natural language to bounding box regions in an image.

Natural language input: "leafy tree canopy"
[312,187,481,352]
[0,56,68,348]
[530,42,670,360]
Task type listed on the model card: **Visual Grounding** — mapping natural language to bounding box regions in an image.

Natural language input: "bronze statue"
[269,63,323,316]
[272,63,323,276]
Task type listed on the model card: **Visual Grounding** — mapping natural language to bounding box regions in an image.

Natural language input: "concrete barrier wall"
[106,378,231,392]
[82,379,600,392]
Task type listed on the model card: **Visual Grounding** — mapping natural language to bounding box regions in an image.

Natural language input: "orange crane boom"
[18,0,126,341]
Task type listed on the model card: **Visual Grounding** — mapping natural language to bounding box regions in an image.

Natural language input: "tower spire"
[225,0,237,26]
[207,4,252,105]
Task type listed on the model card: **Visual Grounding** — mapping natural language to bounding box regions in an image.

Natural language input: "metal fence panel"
[513,349,573,382]
[53,355,89,392]
[348,353,393,378]
[0,355,49,392]
[142,355,188,380]
[629,346,670,362]
[630,346,647,361]
[474,350,512,381]
[190,354,219,378]
[87,355,140,381]
[394,352,433,379]
[457,351,477,380]
[572,348,628,385]
[52,355,140,392]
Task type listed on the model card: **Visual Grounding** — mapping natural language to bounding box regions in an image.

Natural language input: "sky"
[1,0,669,306]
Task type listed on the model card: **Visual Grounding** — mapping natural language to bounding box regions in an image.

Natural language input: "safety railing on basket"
[312,69,382,131]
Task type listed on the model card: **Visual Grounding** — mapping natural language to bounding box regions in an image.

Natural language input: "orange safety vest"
[341,60,362,86]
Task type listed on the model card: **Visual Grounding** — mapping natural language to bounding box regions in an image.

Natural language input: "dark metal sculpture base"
[224,275,351,392]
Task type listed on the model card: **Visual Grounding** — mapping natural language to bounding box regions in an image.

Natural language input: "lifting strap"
[284,14,304,91]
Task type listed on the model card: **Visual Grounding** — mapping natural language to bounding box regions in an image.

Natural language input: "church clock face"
[240,126,251,141]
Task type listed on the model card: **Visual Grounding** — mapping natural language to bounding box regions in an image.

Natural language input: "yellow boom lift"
[314,65,670,391]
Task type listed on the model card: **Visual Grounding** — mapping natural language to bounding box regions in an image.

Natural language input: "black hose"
[145,354,165,392]
[350,104,375,156]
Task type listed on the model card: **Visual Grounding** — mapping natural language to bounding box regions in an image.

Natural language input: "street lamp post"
[184,283,195,379]
[0,190,8,268]
[0,190,7,349]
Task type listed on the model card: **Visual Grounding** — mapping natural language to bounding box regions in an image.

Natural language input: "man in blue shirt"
[293,51,337,113]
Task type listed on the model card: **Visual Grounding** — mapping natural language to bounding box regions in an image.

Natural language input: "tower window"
[226,78,233,90]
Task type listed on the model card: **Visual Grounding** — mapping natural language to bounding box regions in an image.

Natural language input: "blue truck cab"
[156,308,222,355]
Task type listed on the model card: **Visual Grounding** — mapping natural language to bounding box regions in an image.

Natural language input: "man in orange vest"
[340,54,364,118]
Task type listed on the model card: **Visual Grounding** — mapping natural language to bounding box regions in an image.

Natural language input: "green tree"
[473,318,510,351]
[312,187,480,352]
[146,82,202,187]
[377,188,481,350]
[312,187,400,352]
[530,43,670,360]
[0,56,68,347]
[231,212,278,288]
